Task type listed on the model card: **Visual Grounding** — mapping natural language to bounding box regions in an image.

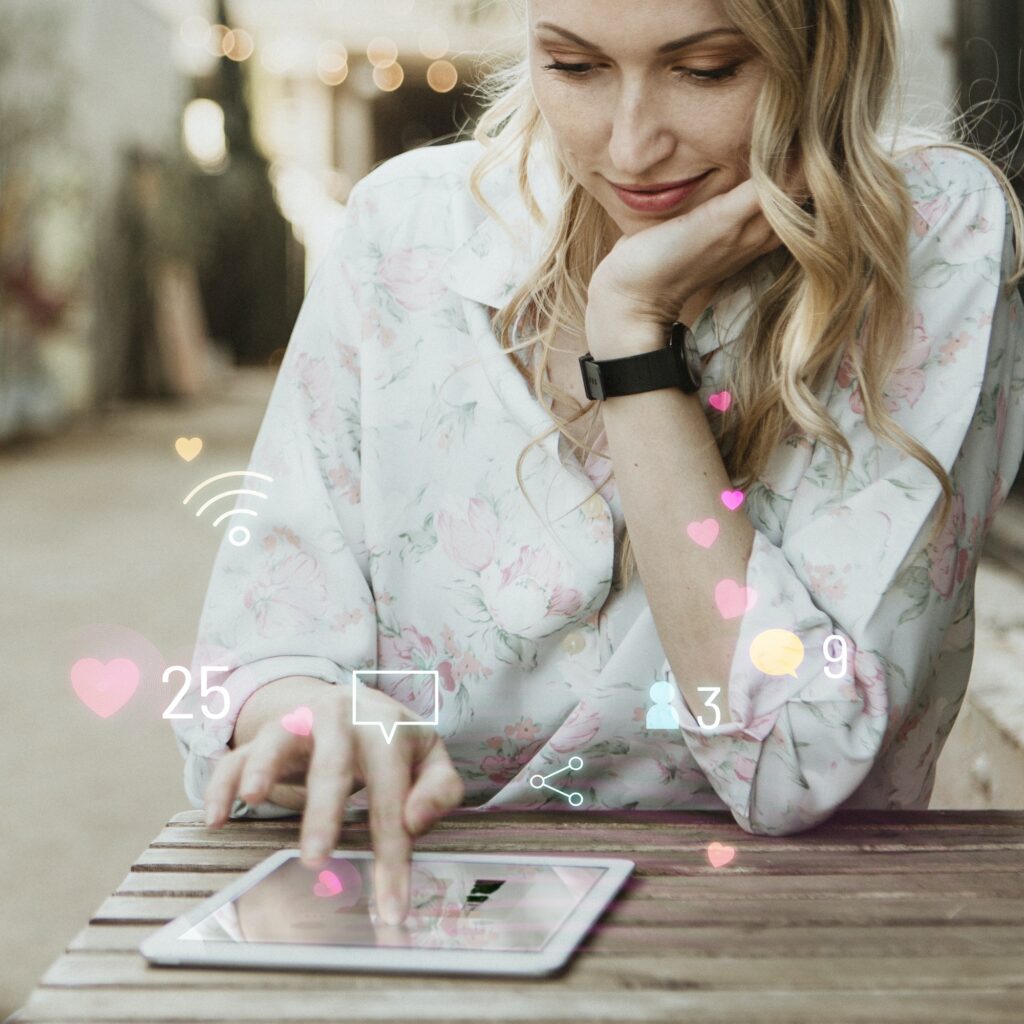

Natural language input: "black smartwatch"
[579,321,701,401]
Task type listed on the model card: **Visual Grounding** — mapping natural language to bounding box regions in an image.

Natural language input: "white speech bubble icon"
[351,670,440,744]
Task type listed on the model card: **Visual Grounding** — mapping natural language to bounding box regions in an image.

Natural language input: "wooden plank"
[112,869,1024,902]
[134,842,1024,877]
[150,821,1024,850]
[38,950,1024,993]
[167,808,1024,828]
[90,890,1024,929]
[12,984,1024,1023]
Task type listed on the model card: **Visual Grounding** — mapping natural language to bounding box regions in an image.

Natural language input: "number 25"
[162,666,230,721]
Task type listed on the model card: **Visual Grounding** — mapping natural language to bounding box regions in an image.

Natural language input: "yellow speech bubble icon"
[749,628,804,678]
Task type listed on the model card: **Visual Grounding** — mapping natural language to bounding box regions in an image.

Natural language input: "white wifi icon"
[183,471,274,547]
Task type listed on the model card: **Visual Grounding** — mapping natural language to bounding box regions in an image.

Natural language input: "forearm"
[596,330,755,721]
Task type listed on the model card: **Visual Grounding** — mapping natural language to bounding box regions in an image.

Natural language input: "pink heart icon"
[707,842,736,868]
[281,706,314,737]
[313,870,343,898]
[714,579,758,619]
[708,390,732,412]
[686,518,720,548]
[70,658,140,718]
[720,489,745,511]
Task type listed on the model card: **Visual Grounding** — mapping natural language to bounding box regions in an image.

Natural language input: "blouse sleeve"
[666,148,1024,835]
[171,188,379,817]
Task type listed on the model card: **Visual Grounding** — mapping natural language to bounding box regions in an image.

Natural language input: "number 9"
[823,634,848,679]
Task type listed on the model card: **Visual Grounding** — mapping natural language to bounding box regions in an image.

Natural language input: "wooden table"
[10,809,1024,1023]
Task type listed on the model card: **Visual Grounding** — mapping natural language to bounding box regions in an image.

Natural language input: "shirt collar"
[438,140,784,363]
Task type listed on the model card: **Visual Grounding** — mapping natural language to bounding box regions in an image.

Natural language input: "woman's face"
[527,0,767,238]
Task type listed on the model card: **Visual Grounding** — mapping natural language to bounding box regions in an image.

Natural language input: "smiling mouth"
[613,172,711,193]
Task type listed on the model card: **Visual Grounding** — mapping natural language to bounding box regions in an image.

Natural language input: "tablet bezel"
[140,849,634,977]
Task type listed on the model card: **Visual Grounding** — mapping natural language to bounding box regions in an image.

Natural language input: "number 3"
[696,686,722,731]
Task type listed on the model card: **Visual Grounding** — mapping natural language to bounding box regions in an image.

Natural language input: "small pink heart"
[707,842,736,868]
[70,658,140,718]
[720,489,745,511]
[708,390,732,412]
[714,579,758,619]
[281,705,314,737]
[313,869,343,898]
[686,518,720,549]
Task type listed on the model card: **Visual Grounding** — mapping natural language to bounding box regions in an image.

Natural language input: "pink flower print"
[938,332,970,366]
[328,462,359,504]
[486,736,503,750]
[454,649,491,683]
[378,624,437,669]
[437,498,499,572]
[362,307,396,349]
[289,352,335,436]
[926,491,968,600]
[803,560,849,603]
[733,754,757,783]
[332,608,364,631]
[839,649,888,718]
[437,660,456,691]
[377,248,447,312]
[938,211,995,264]
[441,625,458,656]
[505,717,541,743]
[261,525,303,554]
[481,741,544,784]
[843,309,930,415]
[550,701,601,754]
[374,667,438,720]
[911,194,951,238]
[243,550,328,637]
[909,149,933,176]
[484,545,583,635]
[437,430,452,450]
[337,342,359,375]
[376,589,395,607]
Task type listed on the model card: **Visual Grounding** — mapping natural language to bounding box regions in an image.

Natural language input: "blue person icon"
[646,680,680,730]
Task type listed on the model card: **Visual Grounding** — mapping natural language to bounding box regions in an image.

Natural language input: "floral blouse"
[173,137,1024,835]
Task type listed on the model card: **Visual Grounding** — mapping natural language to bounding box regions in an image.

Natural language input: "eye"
[541,59,743,84]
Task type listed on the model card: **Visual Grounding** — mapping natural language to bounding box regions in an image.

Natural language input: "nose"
[607,77,677,176]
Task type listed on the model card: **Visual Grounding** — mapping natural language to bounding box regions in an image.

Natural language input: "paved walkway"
[1,367,1021,1015]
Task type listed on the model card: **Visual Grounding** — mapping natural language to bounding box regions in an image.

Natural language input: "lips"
[611,171,712,213]
[614,173,709,194]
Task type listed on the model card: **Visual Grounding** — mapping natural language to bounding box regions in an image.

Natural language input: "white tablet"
[140,849,633,977]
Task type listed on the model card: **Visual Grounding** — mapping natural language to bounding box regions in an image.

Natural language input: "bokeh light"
[223,28,254,62]
[426,59,458,93]
[367,36,398,68]
[182,98,228,171]
[373,61,405,91]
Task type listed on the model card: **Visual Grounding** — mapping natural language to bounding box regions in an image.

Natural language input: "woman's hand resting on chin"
[203,676,464,926]
[585,175,798,357]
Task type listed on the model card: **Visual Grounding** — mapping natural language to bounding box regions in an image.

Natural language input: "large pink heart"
[686,518,720,549]
[707,842,736,868]
[714,579,758,619]
[70,658,140,718]
[708,390,732,412]
[720,489,745,511]
[281,705,314,737]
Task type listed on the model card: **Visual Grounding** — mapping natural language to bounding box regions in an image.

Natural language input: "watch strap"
[579,322,701,400]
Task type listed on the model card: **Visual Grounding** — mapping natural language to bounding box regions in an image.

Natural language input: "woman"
[175,0,1024,926]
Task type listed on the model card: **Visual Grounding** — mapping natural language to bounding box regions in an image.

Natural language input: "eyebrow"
[533,21,745,55]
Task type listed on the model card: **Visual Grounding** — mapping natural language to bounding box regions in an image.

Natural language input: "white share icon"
[351,670,440,744]
[529,757,585,807]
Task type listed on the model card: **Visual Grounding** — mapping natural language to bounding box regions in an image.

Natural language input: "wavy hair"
[463,0,1024,591]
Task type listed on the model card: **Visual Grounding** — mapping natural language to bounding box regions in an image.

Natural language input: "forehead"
[528,0,736,46]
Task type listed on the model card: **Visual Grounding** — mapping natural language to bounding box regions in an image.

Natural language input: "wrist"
[231,675,345,748]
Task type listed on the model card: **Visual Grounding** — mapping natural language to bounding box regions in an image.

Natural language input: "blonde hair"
[465,0,1024,591]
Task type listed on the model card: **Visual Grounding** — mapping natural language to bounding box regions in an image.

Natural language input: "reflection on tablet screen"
[179,858,606,952]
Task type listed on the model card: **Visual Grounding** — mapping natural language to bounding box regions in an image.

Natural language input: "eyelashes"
[541,60,742,84]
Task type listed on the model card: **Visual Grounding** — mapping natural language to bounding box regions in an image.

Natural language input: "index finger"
[299,720,355,867]
[362,737,415,927]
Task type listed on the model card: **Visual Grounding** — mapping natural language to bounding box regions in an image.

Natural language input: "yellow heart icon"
[175,437,203,462]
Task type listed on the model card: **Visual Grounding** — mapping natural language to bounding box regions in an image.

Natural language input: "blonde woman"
[177,0,1024,926]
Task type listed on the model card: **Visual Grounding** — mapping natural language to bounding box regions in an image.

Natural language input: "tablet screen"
[179,856,607,953]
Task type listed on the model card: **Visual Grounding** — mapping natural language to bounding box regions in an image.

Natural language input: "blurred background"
[1,0,1022,1014]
